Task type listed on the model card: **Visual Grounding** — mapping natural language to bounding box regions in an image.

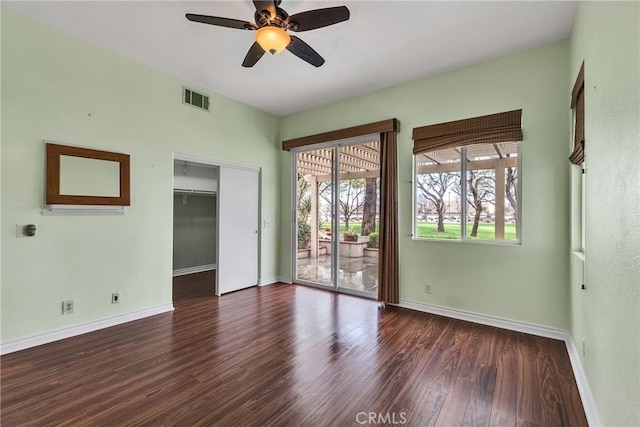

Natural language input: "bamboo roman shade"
[569,63,585,165]
[412,109,523,155]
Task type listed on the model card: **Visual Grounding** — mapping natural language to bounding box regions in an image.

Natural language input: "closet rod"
[173,189,217,196]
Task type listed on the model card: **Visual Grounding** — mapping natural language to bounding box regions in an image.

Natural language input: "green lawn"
[416,221,517,241]
[334,223,378,234]
[328,221,516,241]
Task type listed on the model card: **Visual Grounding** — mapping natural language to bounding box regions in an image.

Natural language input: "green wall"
[568,2,640,425]
[1,12,281,342]
[3,4,639,423]
[279,40,571,329]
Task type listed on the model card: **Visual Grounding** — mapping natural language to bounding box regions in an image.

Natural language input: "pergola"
[415,142,518,171]
[297,141,381,180]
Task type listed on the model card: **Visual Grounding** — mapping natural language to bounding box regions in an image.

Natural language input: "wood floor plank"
[489,330,519,427]
[461,365,497,427]
[516,334,545,425]
[434,377,474,427]
[403,388,447,427]
[0,272,587,426]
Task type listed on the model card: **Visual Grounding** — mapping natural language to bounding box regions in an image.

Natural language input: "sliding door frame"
[290,134,380,299]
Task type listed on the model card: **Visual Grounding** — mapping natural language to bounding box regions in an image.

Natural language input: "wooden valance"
[282,118,400,151]
[412,110,523,155]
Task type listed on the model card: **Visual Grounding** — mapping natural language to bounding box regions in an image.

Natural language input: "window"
[415,143,519,242]
[412,110,523,244]
[570,63,585,260]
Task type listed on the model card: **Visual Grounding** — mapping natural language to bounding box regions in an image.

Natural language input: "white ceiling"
[3,1,576,117]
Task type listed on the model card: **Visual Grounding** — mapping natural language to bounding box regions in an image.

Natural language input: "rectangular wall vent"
[183,87,209,112]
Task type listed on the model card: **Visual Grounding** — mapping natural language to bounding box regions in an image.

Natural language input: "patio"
[296,253,378,294]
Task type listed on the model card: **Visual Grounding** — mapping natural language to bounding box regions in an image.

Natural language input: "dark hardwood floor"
[1,271,587,426]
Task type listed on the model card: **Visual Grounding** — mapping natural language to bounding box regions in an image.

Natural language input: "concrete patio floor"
[296,254,378,294]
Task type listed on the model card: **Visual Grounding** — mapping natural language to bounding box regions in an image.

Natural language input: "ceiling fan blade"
[286,6,350,32]
[242,42,266,68]
[286,36,325,67]
[186,14,256,30]
[253,1,276,20]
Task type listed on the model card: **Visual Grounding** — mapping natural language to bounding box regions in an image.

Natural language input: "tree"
[360,177,378,236]
[506,161,518,234]
[416,172,458,232]
[318,181,333,227]
[466,169,495,237]
[339,179,365,231]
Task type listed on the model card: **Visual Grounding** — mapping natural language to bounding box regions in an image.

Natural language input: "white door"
[217,166,260,294]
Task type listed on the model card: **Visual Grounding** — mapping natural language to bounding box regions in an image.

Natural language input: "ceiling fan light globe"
[255,26,291,55]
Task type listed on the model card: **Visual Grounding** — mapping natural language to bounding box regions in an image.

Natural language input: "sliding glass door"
[293,137,380,297]
[295,147,335,287]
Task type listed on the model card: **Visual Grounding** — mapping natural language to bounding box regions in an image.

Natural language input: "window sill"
[412,236,521,247]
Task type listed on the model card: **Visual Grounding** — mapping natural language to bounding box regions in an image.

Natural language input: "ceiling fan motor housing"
[254,7,289,30]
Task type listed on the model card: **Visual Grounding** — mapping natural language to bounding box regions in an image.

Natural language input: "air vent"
[183,87,209,112]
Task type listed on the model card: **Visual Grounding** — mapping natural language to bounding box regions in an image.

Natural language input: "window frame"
[412,143,522,245]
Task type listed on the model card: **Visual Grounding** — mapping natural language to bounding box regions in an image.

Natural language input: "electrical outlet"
[111,293,120,304]
[62,299,75,314]
[263,219,271,227]
[425,283,432,294]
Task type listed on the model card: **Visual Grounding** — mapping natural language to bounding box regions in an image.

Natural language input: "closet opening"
[172,160,218,298]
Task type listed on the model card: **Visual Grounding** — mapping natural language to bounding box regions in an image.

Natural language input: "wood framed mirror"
[46,142,130,206]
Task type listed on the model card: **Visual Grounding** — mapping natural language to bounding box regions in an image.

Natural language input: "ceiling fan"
[186,1,350,68]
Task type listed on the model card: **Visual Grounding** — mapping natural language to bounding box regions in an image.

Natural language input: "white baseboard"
[565,335,602,426]
[398,298,600,426]
[258,276,293,286]
[172,264,216,277]
[398,298,567,340]
[258,277,278,286]
[0,303,174,355]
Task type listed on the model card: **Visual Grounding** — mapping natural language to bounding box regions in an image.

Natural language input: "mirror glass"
[59,155,120,197]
